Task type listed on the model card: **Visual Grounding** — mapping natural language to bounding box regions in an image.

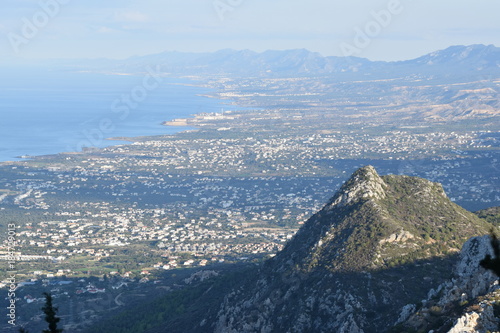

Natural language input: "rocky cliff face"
[207,166,494,333]
[400,235,499,332]
[212,237,500,333]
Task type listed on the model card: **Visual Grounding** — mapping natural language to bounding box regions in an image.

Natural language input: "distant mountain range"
[56,44,500,78]
[88,166,498,333]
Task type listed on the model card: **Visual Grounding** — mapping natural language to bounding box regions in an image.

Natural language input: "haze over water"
[0,68,224,162]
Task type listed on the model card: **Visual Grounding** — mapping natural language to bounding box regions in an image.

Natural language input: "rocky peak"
[327,165,387,209]
[273,166,491,274]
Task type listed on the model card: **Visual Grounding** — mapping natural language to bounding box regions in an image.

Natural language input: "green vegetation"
[41,292,63,333]
[276,168,493,274]
[19,293,63,333]
[476,206,500,226]
[85,265,254,333]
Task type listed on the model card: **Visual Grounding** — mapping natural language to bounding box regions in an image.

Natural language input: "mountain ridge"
[271,166,491,274]
[119,44,500,77]
[30,44,500,78]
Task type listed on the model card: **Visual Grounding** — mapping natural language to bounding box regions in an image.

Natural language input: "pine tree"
[41,292,63,333]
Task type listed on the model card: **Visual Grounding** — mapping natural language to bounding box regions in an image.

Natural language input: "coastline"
[0,75,225,164]
[1,120,201,165]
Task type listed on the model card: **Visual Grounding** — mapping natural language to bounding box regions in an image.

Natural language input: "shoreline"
[1,125,201,165]
[0,76,226,165]
[1,122,201,165]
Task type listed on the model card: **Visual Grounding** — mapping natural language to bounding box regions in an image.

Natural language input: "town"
[0,72,498,331]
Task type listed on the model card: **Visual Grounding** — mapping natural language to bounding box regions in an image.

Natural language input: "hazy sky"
[1,0,499,61]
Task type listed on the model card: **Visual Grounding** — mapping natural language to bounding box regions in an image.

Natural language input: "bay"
[0,67,223,162]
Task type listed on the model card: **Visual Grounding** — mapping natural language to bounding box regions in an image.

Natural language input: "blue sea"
[0,67,225,162]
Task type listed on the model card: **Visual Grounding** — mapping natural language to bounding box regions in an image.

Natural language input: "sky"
[0,0,499,62]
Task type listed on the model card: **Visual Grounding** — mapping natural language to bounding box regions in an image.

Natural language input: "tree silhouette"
[41,292,63,333]
[480,231,500,278]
